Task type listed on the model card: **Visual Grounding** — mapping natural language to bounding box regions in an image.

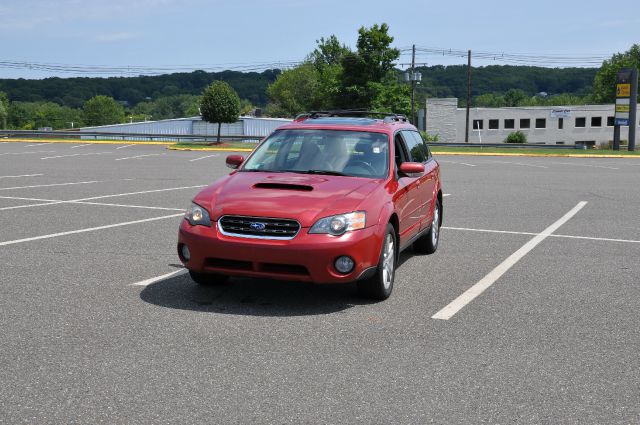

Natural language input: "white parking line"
[439,160,476,167]
[0,151,56,156]
[0,185,206,211]
[0,213,183,247]
[443,193,451,197]
[189,154,220,162]
[115,144,136,150]
[41,152,112,160]
[23,144,44,148]
[115,153,165,161]
[130,269,188,286]
[0,174,44,179]
[433,201,587,320]
[550,161,619,170]
[442,226,640,244]
[492,160,548,169]
[0,180,101,191]
[0,195,58,201]
[71,201,184,211]
[70,144,92,149]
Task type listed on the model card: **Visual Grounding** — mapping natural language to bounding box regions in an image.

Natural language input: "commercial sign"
[614,69,633,126]
[550,109,571,118]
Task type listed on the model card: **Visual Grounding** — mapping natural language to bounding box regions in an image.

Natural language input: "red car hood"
[196,171,380,227]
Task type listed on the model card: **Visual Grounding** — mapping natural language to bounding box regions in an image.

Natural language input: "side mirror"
[399,162,425,177]
[226,155,245,169]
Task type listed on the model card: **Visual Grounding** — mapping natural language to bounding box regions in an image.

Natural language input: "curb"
[431,151,640,158]
[1,138,174,146]
[168,146,254,152]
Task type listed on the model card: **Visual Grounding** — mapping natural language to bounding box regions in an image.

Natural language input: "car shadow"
[139,271,377,317]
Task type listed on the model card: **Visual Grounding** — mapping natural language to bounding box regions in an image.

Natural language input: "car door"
[392,132,422,245]
[401,130,436,230]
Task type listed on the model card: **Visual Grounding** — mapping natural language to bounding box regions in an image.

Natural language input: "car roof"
[277,116,418,133]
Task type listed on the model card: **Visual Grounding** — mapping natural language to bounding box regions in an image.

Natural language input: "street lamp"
[404,71,422,125]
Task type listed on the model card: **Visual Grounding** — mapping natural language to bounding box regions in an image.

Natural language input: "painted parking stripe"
[189,154,220,162]
[492,160,548,169]
[130,269,188,286]
[432,201,587,320]
[23,144,44,148]
[0,185,206,211]
[70,144,92,149]
[115,144,136,150]
[550,161,619,170]
[115,153,164,161]
[443,193,451,197]
[0,180,101,191]
[0,213,183,247]
[71,201,184,211]
[0,174,44,179]
[439,160,476,167]
[41,152,112,160]
[442,226,640,244]
[0,151,56,156]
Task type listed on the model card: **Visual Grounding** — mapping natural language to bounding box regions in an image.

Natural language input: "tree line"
[0,26,637,130]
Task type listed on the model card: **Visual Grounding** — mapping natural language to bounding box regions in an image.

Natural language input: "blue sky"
[0,0,638,79]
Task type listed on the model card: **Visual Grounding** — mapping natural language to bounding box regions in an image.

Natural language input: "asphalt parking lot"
[1,141,639,424]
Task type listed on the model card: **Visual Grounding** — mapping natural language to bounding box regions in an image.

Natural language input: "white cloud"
[0,0,196,31]
[95,32,140,42]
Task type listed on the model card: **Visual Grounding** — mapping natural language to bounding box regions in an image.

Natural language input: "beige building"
[426,98,639,146]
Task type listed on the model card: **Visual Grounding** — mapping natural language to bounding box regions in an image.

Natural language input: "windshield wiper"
[299,170,348,176]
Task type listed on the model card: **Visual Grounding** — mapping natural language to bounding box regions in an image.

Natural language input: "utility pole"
[465,50,471,143]
[411,44,416,125]
[629,67,638,151]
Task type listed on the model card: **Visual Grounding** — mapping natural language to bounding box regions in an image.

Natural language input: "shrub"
[505,131,527,143]
[420,131,439,142]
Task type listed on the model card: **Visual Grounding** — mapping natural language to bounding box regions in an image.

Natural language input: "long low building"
[80,116,293,141]
[426,98,639,146]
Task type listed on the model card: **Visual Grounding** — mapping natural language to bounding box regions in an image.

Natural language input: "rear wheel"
[414,198,440,254]
[189,270,228,286]
[357,223,396,300]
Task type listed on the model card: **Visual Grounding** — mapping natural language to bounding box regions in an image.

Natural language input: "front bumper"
[177,219,382,284]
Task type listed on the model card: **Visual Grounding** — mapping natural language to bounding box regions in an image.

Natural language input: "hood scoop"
[254,182,313,191]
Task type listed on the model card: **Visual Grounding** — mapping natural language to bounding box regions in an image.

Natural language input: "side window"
[394,133,409,177]
[401,130,428,163]
[413,131,432,160]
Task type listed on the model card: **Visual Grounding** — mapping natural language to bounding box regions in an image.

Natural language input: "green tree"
[593,44,640,103]
[0,92,8,129]
[474,93,506,107]
[200,81,241,143]
[83,96,125,126]
[503,89,528,107]
[267,63,321,116]
[336,23,400,109]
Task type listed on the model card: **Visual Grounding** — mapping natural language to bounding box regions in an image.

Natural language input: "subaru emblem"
[249,222,266,231]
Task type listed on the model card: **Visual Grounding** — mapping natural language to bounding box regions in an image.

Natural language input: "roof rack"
[295,110,409,123]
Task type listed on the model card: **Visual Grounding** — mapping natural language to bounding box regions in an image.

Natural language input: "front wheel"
[357,223,396,300]
[189,270,229,286]
[414,198,440,255]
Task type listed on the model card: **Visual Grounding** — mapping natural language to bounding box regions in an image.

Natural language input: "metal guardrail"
[1,130,600,149]
[428,142,590,149]
[0,130,263,142]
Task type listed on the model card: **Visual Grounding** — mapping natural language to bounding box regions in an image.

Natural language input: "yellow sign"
[616,104,630,113]
[617,83,631,97]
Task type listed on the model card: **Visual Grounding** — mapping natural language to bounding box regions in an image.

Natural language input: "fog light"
[334,256,354,274]
[181,244,191,261]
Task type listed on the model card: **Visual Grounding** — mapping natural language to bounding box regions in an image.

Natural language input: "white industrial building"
[80,116,292,141]
[426,98,639,146]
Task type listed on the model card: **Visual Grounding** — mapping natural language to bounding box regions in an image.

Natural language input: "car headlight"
[185,202,211,227]
[309,212,366,236]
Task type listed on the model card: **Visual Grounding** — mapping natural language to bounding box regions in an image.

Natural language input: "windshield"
[242,129,389,178]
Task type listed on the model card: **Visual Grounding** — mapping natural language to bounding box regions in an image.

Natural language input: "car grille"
[218,215,300,239]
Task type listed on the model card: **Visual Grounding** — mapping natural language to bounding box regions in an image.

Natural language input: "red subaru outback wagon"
[178,112,442,300]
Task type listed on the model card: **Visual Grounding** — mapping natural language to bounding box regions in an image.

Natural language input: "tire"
[414,198,440,255]
[357,223,397,300]
[188,270,228,286]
